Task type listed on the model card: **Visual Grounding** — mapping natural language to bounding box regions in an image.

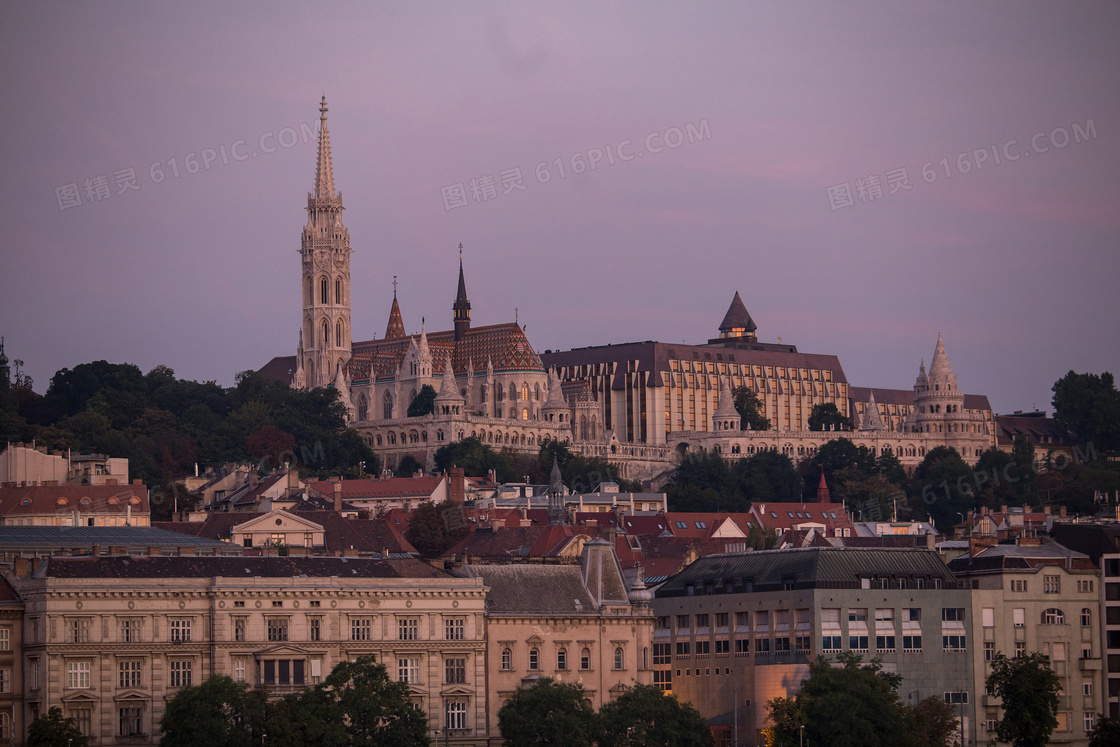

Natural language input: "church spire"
[385,277,406,339]
[314,96,336,201]
[453,243,471,341]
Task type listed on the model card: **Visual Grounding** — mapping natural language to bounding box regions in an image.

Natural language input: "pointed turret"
[453,244,471,341]
[712,377,741,431]
[542,369,568,424]
[547,456,566,526]
[313,96,337,202]
[928,332,957,390]
[385,293,406,340]
[718,291,757,342]
[859,390,885,431]
[434,357,463,415]
[331,364,354,422]
[293,330,307,389]
[816,472,832,503]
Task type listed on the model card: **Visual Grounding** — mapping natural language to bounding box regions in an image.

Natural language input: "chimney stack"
[13,557,29,579]
[333,481,342,513]
[450,467,466,504]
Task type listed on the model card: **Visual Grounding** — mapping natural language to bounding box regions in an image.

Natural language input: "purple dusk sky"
[2,2,1118,415]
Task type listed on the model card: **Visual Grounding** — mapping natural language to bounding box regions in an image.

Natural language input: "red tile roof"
[0,484,149,517]
[306,476,444,500]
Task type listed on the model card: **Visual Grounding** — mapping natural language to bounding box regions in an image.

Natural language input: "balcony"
[1079,657,1102,671]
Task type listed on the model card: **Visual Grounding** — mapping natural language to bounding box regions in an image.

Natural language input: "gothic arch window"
[320,276,328,304]
[357,395,368,421]
[614,646,624,670]
[521,383,529,401]
[496,386,504,402]
[522,408,529,421]
[336,321,342,347]
[589,418,597,440]
[509,383,517,401]
[534,383,541,401]
[308,360,315,385]
[580,416,588,440]
[321,319,329,349]
[376,434,382,446]
[383,391,394,419]
[388,432,396,445]
[306,277,313,305]
[335,278,342,304]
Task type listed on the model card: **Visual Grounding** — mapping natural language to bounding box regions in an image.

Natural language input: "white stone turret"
[434,357,464,416]
[859,390,885,431]
[712,376,741,431]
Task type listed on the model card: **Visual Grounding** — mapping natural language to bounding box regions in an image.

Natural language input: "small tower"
[816,471,832,503]
[907,333,968,436]
[0,337,9,391]
[298,97,352,388]
[547,456,566,526]
[859,390,885,431]
[712,377,741,431]
[716,291,757,342]
[434,357,464,416]
[541,369,568,424]
[452,244,471,342]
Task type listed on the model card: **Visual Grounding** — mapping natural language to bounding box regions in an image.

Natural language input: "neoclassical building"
[261,100,995,480]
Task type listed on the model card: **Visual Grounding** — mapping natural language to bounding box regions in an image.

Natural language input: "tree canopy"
[597,684,712,747]
[158,675,267,747]
[1052,370,1120,452]
[732,385,771,430]
[498,677,598,747]
[667,449,803,512]
[406,499,472,557]
[766,653,956,747]
[406,384,437,417]
[807,402,852,431]
[985,652,1060,747]
[28,706,89,747]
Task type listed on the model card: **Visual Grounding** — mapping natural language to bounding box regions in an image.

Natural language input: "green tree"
[903,695,958,747]
[394,454,424,477]
[732,385,771,430]
[1010,433,1038,503]
[986,652,1060,747]
[597,684,712,747]
[498,677,598,747]
[800,437,877,501]
[766,653,909,747]
[28,706,88,747]
[807,402,852,432]
[736,449,803,503]
[406,500,472,558]
[295,657,428,747]
[667,451,745,511]
[1088,714,1120,747]
[159,675,267,747]
[433,436,514,480]
[406,384,437,417]
[1052,371,1120,452]
[908,446,976,532]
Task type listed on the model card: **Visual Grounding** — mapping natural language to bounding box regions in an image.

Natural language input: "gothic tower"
[908,333,968,435]
[298,97,352,389]
[452,244,471,342]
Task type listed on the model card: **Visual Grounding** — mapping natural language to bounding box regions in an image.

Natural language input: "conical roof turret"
[714,377,739,419]
[928,333,954,381]
[435,357,463,402]
[718,291,757,339]
[385,293,406,340]
[542,369,567,410]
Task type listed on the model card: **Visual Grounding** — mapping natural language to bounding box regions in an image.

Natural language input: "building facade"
[652,548,975,746]
[9,556,489,746]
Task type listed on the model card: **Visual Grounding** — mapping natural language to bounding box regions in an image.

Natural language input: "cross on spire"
[392,275,397,298]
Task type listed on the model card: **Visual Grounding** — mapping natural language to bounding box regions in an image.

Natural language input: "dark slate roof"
[719,292,757,333]
[0,526,235,548]
[995,414,1075,447]
[465,563,596,613]
[656,547,958,597]
[38,555,451,579]
[258,355,297,385]
[849,386,992,414]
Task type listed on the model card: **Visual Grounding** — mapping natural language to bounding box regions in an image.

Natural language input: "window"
[695,640,710,656]
[902,635,922,653]
[0,668,8,693]
[1084,712,1096,733]
[581,647,591,670]
[170,659,193,687]
[876,636,896,653]
[67,661,91,689]
[231,617,245,642]
[272,600,283,608]
[1081,608,1093,627]
[119,660,142,688]
[557,647,567,670]
[675,641,691,656]
[696,613,710,629]
[268,618,289,642]
[715,612,729,629]
[1014,641,1026,657]
[529,648,539,671]
[170,619,192,642]
[351,618,371,641]
[715,639,730,654]
[0,628,9,650]
[775,638,791,653]
[756,639,771,654]
[736,638,751,655]
[234,600,245,608]
[795,636,811,652]
[446,700,467,730]
[119,706,143,737]
[654,669,672,692]
[398,617,419,641]
[1011,579,1027,592]
[445,617,465,641]
[72,707,92,736]
[1078,579,1094,593]
[1043,575,1061,594]
[70,618,91,643]
[501,648,512,671]
[614,646,625,670]
[29,658,39,690]
[119,618,140,643]
[984,641,995,661]
[1013,608,1025,627]
[943,691,968,705]
[822,636,842,653]
[943,635,966,653]
[941,608,965,622]
[1042,608,1065,625]
[981,608,994,627]
[676,614,689,631]
[1083,681,1094,696]
[654,643,672,665]
[309,600,321,608]
[234,659,246,682]
[655,616,670,631]
[310,618,321,641]
[849,635,869,653]
[398,658,421,684]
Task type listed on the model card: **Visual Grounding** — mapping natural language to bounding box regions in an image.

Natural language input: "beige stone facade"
[10,557,489,746]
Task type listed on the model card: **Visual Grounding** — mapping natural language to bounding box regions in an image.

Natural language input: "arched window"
[580,647,591,670]
[375,435,382,446]
[501,648,512,671]
[521,383,529,401]
[336,321,342,347]
[522,408,529,421]
[1042,608,1065,625]
[1080,608,1092,627]
[496,386,504,402]
[320,276,328,304]
[307,360,314,385]
[306,277,312,305]
[614,646,624,670]
[580,416,588,440]
[321,319,329,349]
[534,383,541,401]
[335,278,342,304]
[388,432,396,445]
[357,396,368,421]
[557,647,567,671]
[0,712,9,739]
[383,391,394,419]
[509,383,517,401]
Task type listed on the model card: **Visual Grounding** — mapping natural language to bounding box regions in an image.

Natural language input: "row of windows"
[500,645,627,672]
[659,607,931,632]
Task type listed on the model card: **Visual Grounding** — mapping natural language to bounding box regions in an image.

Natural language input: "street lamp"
[799,724,804,747]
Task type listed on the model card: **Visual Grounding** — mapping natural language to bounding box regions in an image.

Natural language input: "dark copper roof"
[719,291,757,333]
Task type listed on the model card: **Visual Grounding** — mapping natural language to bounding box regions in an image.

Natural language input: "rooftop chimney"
[449,467,466,504]
[333,482,342,513]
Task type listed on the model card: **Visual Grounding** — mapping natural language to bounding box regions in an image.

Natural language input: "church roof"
[719,291,757,333]
[384,297,406,340]
[349,323,543,383]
